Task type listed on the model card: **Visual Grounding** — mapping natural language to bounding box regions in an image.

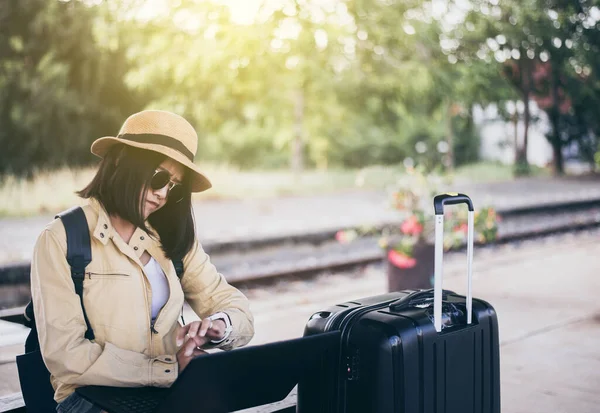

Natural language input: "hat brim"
[91,137,212,193]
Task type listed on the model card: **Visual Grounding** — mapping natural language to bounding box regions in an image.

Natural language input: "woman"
[30,110,255,412]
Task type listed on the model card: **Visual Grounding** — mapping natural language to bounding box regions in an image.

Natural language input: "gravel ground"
[1,175,600,266]
[231,227,600,330]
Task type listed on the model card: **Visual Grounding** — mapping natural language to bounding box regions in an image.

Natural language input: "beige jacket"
[30,199,254,403]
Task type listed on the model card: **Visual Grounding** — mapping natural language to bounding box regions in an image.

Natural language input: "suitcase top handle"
[389,289,452,312]
[433,193,474,332]
[433,192,474,215]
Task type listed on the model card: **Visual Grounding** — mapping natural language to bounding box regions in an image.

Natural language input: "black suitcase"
[298,193,500,413]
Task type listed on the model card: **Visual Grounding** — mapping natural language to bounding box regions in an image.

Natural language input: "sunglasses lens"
[150,170,171,190]
[169,184,185,203]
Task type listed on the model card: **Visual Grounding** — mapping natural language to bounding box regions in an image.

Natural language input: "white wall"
[473,102,554,167]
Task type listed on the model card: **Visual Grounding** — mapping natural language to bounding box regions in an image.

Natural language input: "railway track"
[211,197,600,285]
[0,197,599,319]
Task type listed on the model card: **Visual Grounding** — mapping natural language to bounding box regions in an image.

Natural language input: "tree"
[462,0,600,175]
[341,0,495,172]
[0,0,141,178]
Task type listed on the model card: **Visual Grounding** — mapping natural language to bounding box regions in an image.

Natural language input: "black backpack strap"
[173,259,184,279]
[173,259,185,324]
[23,302,39,353]
[56,207,94,341]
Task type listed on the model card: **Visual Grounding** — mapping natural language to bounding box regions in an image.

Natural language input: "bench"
[0,307,27,326]
[0,391,297,413]
[0,394,25,413]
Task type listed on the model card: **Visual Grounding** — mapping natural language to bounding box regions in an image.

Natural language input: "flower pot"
[386,242,435,292]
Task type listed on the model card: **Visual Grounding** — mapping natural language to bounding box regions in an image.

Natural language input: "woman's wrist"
[208,312,233,344]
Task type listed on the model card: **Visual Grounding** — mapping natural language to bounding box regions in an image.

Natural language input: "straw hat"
[91,110,211,192]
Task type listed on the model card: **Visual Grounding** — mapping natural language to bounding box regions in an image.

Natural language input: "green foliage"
[1,0,599,178]
[462,0,600,175]
[0,0,142,178]
[513,159,531,177]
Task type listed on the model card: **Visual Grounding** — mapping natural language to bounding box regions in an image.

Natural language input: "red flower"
[336,230,348,243]
[400,215,423,235]
[453,223,468,234]
[388,250,417,269]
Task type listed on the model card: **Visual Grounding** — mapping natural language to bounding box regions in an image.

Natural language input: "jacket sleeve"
[180,240,255,350]
[30,227,178,388]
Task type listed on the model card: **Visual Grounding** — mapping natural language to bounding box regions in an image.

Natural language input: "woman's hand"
[176,319,225,374]
[176,319,227,350]
[176,337,207,373]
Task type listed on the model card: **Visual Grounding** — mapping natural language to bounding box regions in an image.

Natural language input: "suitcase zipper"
[334,300,399,413]
[336,298,401,332]
[336,298,402,382]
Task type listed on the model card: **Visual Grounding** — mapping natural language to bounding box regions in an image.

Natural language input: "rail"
[1,197,600,309]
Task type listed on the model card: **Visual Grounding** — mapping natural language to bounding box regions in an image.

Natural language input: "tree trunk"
[548,108,565,176]
[446,101,454,172]
[521,96,530,165]
[513,110,519,164]
[549,62,565,176]
[516,54,531,168]
[552,138,564,175]
[291,88,304,175]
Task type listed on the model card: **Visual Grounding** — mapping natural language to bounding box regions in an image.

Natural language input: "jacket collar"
[89,198,112,246]
[88,198,154,253]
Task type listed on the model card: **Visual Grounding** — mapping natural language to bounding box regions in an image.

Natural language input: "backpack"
[16,206,184,413]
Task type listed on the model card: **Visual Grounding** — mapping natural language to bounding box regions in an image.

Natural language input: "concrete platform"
[2,230,600,411]
[1,177,600,412]
[237,229,600,412]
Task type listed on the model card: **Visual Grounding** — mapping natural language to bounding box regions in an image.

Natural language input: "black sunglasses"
[150,169,185,203]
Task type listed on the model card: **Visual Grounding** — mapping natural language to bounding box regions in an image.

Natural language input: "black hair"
[78,144,196,260]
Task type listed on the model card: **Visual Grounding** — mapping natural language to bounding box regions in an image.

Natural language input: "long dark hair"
[78,144,196,260]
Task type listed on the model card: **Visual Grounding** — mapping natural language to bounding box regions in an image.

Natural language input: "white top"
[144,257,170,320]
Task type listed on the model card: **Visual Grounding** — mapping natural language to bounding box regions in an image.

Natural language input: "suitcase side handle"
[433,193,474,332]
[388,289,453,311]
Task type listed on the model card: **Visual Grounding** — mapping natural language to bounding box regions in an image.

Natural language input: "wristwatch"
[208,312,233,344]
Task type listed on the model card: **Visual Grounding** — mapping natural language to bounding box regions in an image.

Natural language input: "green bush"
[513,159,532,177]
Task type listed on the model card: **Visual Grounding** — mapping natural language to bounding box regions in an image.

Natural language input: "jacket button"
[140,236,145,240]
[100,233,104,238]
[165,369,171,373]
[103,224,108,229]
[134,246,138,251]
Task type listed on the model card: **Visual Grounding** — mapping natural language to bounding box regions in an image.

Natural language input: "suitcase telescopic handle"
[433,193,474,215]
[433,193,474,332]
